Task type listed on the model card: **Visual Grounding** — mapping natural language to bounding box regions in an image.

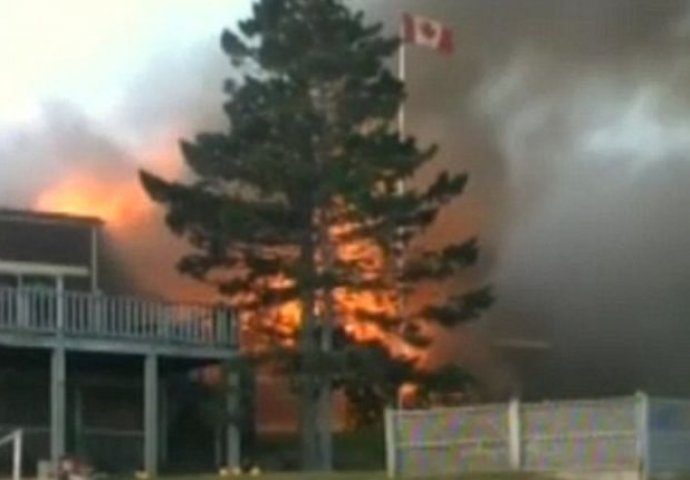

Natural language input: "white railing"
[0,429,22,480]
[385,394,666,478]
[0,287,237,348]
[647,397,690,475]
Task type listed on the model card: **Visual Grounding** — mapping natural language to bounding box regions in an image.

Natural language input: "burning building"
[0,208,241,475]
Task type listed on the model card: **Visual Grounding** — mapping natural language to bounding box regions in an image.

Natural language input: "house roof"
[0,207,104,227]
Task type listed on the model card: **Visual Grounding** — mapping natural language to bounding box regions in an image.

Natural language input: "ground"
[159,474,548,480]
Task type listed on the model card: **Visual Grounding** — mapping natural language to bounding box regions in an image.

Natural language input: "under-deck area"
[0,287,241,475]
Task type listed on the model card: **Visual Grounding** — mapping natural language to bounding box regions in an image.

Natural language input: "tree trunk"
[299,372,320,469]
[300,83,338,471]
[298,209,335,471]
[298,231,322,470]
[316,216,335,471]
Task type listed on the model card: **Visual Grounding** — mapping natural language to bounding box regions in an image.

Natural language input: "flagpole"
[396,17,408,411]
[397,21,406,139]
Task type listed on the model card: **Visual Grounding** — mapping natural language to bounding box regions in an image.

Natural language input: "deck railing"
[0,287,237,348]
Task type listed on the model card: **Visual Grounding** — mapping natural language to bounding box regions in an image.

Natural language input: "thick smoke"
[0,35,230,302]
[370,0,690,398]
[5,0,690,398]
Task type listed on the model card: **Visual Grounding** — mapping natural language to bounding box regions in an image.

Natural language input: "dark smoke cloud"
[5,1,690,397]
[0,103,132,206]
[0,35,231,302]
[362,0,690,398]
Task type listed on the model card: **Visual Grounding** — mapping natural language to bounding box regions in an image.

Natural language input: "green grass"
[249,429,385,471]
[234,475,543,479]
[151,473,551,480]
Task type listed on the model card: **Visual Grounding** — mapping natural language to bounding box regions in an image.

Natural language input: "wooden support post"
[144,354,158,476]
[51,348,66,471]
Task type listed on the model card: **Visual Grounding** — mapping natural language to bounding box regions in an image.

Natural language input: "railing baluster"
[144,301,150,338]
[0,286,232,348]
[185,306,191,342]
[117,298,124,337]
[183,306,191,343]
[35,289,42,330]
[137,300,144,338]
[0,289,4,328]
[140,300,146,337]
[156,303,168,341]
[78,293,84,334]
[37,289,44,330]
[123,298,130,337]
[191,307,198,343]
[134,299,140,337]
[150,301,157,338]
[108,297,116,337]
[131,299,138,338]
[141,301,148,338]
[172,305,181,343]
[194,307,201,343]
[87,293,94,335]
[73,293,78,334]
[47,289,54,331]
[121,298,127,337]
[196,307,203,343]
[66,292,74,334]
[67,291,72,333]
[126,298,134,337]
[85,293,92,335]
[36,289,43,330]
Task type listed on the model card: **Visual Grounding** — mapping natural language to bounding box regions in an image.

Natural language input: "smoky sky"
[4,1,690,396]
[362,0,690,397]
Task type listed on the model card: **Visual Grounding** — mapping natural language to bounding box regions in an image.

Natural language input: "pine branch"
[421,286,495,327]
[402,238,480,282]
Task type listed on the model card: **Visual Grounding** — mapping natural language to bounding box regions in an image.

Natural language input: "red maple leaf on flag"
[403,13,454,55]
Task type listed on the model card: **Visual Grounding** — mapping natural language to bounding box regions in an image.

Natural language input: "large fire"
[33,157,409,353]
[34,173,149,228]
[34,145,181,228]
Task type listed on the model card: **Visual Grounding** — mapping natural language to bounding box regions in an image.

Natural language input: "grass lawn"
[160,473,550,480]
[247,475,542,479]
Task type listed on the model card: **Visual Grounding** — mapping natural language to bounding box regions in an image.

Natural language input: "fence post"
[12,429,22,480]
[508,397,522,471]
[384,408,397,478]
[635,392,650,480]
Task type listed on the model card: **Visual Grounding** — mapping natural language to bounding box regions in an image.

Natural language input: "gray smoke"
[365,0,690,398]
[0,33,230,301]
[5,1,690,397]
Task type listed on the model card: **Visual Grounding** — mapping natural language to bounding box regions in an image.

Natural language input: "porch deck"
[0,287,238,358]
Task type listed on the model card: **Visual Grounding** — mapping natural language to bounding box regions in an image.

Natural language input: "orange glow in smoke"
[33,144,180,229]
[34,173,148,228]
[34,156,408,353]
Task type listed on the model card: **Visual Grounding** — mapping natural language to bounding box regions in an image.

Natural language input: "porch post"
[144,354,159,476]
[50,348,66,471]
[74,385,84,455]
[159,380,168,466]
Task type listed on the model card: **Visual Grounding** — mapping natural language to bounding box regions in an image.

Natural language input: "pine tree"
[140,0,492,470]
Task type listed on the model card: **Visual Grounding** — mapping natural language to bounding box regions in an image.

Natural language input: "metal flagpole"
[397,21,407,140]
[395,18,408,411]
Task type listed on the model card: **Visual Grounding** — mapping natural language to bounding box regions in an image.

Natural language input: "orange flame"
[34,140,180,229]
[32,155,404,352]
[34,173,148,228]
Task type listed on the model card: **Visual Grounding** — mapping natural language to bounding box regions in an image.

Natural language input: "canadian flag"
[402,13,454,55]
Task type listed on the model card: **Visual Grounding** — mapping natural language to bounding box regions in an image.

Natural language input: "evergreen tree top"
[140,0,492,347]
